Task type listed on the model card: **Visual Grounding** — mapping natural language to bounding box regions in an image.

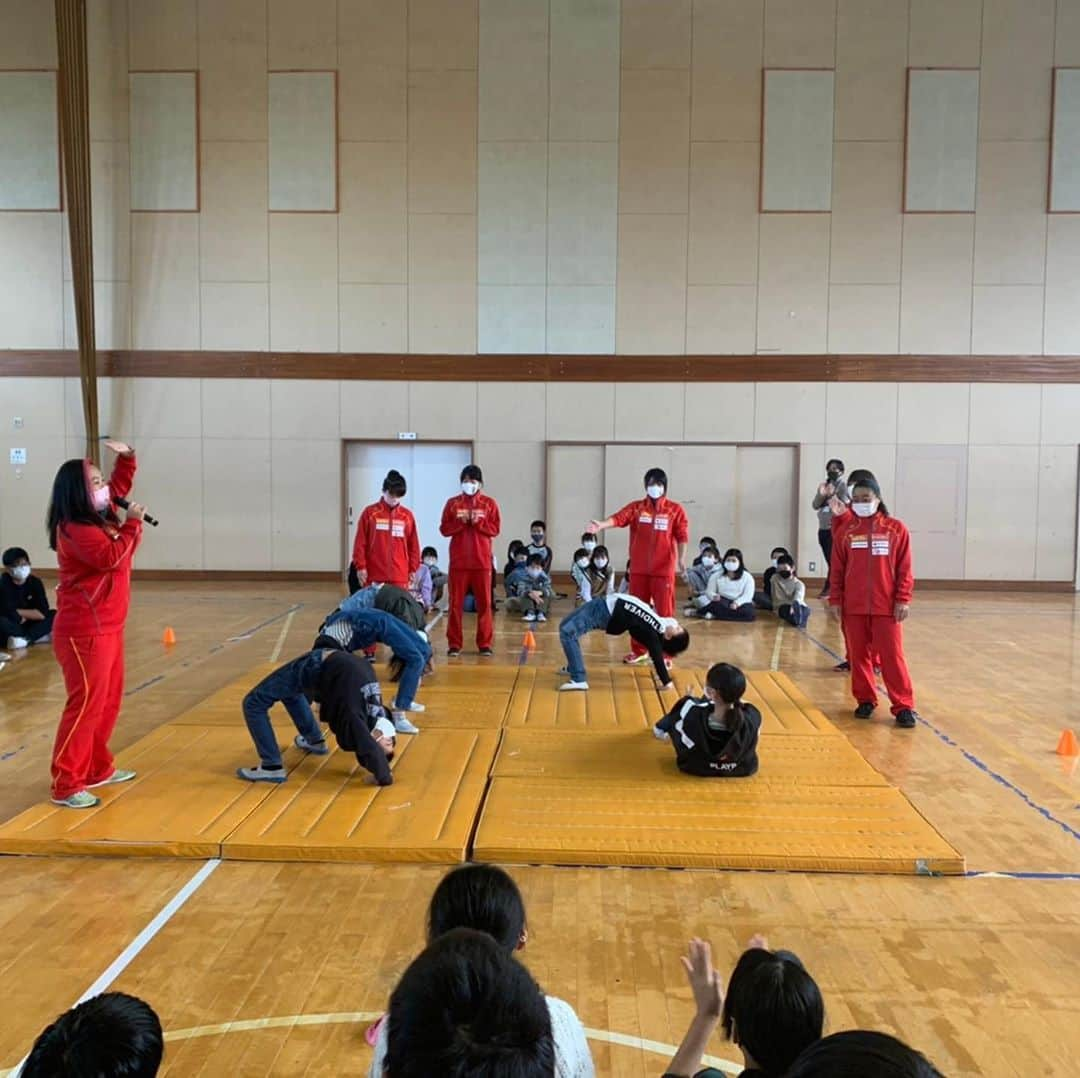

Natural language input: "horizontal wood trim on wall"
[4,350,1080,382]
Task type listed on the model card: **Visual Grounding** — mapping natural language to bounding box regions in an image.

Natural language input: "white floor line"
[770,624,784,670]
[5,858,221,1077]
[158,1012,741,1073]
[268,609,296,664]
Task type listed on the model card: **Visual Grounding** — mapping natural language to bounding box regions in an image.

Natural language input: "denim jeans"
[391,633,431,710]
[339,586,378,617]
[242,651,326,767]
[558,597,612,683]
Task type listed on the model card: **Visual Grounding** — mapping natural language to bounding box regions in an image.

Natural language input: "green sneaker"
[51,790,101,809]
[88,769,137,788]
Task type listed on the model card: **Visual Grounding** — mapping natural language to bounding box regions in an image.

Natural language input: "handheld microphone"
[114,496,159,528]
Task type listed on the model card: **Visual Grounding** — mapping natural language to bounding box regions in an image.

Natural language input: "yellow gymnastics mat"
[0,663,964,873]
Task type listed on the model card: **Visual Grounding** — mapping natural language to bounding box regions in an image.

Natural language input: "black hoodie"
[316,651,394,786]
[658,695,761,778]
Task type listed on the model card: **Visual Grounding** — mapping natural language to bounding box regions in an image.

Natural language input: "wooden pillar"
[55,0,100,462]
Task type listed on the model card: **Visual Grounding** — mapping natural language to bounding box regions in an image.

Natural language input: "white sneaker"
[294,734,330,755]
[51,790,100,809]
[392,714,420,734]
[6,636,28,650]
[683,606,696,616]
[536,612,547,622]
[87,769,137,788]
[559,680,589,692]
[523,611,536,622]
[393,699,425,713]
[703,612,715,621]
[34,633,51,645]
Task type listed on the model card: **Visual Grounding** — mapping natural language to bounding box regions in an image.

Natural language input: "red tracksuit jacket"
[54,453,142,636]
[830,512,914,617]
[610,496,689,578]
[351,501,420,585]
[439,493,501,571]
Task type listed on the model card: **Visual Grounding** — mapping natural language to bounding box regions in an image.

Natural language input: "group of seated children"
[18,862,945,1078]
[1,547,54,653]
[684,540,810,628]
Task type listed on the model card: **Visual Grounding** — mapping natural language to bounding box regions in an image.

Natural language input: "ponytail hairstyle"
[383,470,407,497]
[850,474,889,516]
[46,459,113,551]
[706,662,747,741]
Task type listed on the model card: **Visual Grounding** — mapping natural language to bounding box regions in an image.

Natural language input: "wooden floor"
[1,583,1079,1076]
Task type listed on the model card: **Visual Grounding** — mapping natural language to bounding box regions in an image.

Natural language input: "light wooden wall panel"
[0,72,60,210]
[129,71,198,211]
[1051,68,1080,211]
[761,69,834,212]
[268,71,337,212]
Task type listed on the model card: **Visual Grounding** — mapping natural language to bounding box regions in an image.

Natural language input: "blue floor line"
[800,626,1080,846]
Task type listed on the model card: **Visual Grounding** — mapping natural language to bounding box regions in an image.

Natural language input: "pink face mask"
[92,485,112,512]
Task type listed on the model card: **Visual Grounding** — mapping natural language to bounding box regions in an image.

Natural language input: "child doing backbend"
[653,662,761,777]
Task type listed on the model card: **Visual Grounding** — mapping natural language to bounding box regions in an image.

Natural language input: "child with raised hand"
[664,935,824,1078]
[771,554,810,628]
[654,662,761,778]
[506,552,554,622]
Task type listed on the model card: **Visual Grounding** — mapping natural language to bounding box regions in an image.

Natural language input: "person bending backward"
[316,607,431,732]
[558,593,690,692]
[440,464,501,657]
[46,440,146,809]
[384,928,555,1078]
[588,467,689,665]
[829,477,919,729]
[368,863,594,1078]
[22,992,164,1078]
[237,648,395,786]
[1,546,55,650]
[664,936,824,1078]
[784,1031,944,1078]
[350,469,420,596]
[696,549,756,622]
[654,662,762,777]
[771,554,810,628]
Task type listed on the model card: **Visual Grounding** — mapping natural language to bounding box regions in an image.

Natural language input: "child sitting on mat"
[653,662,761,778]
[664,935,823,1078]
[557,593,689,692]
[236,648,395,786]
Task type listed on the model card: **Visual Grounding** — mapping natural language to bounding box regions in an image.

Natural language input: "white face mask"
[423,559,436,567]
[92,485,111,512]
[461,481,480,496]
[771,558,779,568]
[595,558,608,569]
[646,484,664,500]
[583,540,597,552]
[527,568,543,578]
[852,500,878,518]
[12,565,31,584]
[724,560,740,572]
[701,556,716,568]
[576,557,590,569]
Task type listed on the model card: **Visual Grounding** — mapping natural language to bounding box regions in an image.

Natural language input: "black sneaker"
[834,660,851,672]
[447,648,461,658]
[895,709,918,729]
[479,648,494,657]
[854,702,876,719]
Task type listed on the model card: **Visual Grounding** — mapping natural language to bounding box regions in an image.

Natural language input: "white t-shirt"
[368,994,595,1078]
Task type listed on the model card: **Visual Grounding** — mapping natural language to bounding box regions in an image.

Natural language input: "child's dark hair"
[702,545,720,559]
[662,628,691,656]
[827,458,845,473]
[771,546,790,559]
[722,548,747,577]
[573,547,589,562]
[2,547,29,567]
[47,459,111,551]
[525,553,544,568]
[581,531,594,544]
[508,539,526,559]
[22,992,164,1078]
[699,535,716,548]
[386,928,554,1078]
[776,553,795,569]
[422,546,438,560]
[784,1030,942,1078]
[382,469,407,496]
[460,464,483,483]
[721,946,824,1076]
[706,662,748,739]
[530,520,545,531]
[644,466,668,490]
[427,863,527,950]
[851,475,890,516]
[591,545,610,564]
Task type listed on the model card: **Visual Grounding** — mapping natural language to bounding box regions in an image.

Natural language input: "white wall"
[1,377,1075,582]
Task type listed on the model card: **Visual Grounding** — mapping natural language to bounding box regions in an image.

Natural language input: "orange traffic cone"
[162,626,177,646]
[523,629,537,650]
[1056,729,1079,756]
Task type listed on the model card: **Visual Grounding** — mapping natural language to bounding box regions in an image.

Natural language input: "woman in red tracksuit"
[47,441,146,808]
[439,464,501,657]
[589,466,688,663]
[829,476,919,729]
[350,469,420,594]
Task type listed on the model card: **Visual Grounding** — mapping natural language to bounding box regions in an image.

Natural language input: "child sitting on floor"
[1,546,55,650]
[527,521,554,573]
[754,545,791,610]
[570,547,591,603]
[505,553,553,622]
[685,536,719,595]
[504,540,529,594]
[419,547,446,609]
[653,662,761,777]
[693,549,756,622]
[772,553,810,628]
[585,545,614,600]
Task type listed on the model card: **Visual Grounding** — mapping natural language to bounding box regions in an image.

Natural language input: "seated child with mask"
[505,553,553,622]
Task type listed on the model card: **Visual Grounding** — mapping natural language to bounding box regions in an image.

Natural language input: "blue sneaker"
[294,735,329,755]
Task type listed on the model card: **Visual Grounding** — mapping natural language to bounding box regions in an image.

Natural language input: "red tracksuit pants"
[448,568,493,651]
[51,631,125,799]
[844,613,914,716]
[630,574,675,656]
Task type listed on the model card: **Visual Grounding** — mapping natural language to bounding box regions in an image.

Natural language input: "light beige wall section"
[2,378,1074,582]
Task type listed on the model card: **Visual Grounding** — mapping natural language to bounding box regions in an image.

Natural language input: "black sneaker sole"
[895,711,918,729]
